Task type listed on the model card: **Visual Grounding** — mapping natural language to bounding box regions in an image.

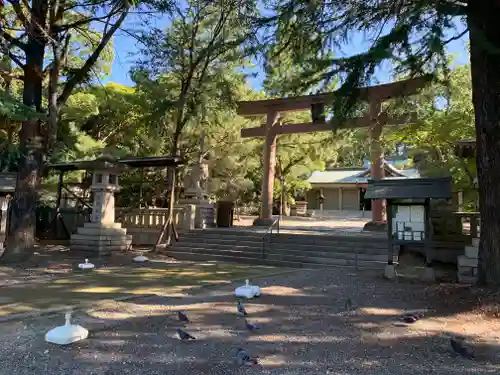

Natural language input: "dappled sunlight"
[247,334,348,343]
[0,261,277,317]
[3,263,500,373]
[73,286,122,294]
[261,286,314,296]
[0,303,34,316]
[358,307,404,316]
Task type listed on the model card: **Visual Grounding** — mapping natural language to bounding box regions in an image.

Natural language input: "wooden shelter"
[365,177,452,279]
[44,155,184,241]
[238,76,431,226]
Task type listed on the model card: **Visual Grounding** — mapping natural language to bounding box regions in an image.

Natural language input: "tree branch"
[7,0,29,29]
[57,6,130,105]
[0,31,27,51]
[56,10,122,32]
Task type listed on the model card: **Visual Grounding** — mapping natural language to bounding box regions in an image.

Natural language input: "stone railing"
[116,206,196,231]
[115,206,197,246]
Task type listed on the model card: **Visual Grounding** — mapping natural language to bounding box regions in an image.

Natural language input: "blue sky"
[107,14,470,90]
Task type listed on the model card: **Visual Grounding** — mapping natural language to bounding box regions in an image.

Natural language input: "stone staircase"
[457,237,479,284]
[167,229,394,269]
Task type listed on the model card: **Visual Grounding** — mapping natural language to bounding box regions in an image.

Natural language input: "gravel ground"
[0,269,499,374]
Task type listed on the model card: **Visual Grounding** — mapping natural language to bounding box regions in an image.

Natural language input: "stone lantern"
[70,154,132,255]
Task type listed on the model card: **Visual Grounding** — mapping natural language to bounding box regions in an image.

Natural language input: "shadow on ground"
[1,269,499,374]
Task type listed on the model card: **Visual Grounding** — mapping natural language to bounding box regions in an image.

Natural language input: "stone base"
[70,222,132,255]
[363,221,387,232]
[252,217,276,227]
[177,200,215,228]
[422,267,436,282]
[384,264,396,279]
[457,241,478,284]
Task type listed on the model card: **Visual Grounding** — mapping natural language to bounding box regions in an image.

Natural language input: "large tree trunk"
[467,1,500,285]
[155,136,181,249]
[1,1,47,263]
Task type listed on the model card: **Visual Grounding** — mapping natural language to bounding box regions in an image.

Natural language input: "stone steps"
[172,242,394,262]
[175,239,389,255]
[182,230,388,246]
[188,236,389,252]
[166,250,388,270]
[457,237,479,284]
[168,229,394,269]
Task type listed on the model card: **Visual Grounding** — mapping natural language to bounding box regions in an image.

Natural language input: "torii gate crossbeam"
[237,75,431,227]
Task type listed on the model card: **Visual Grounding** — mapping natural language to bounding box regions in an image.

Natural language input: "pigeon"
[401,312,424,323]
[402,315,418,323]
[235,348,258,365]
[178,311,189,323]
[450,338,475,359]
[245,319,260,331]
[237,300,248,316]
[345,298,353,311]
[176,328,196,341]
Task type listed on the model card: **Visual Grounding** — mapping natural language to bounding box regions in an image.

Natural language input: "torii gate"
[237,76,431,226]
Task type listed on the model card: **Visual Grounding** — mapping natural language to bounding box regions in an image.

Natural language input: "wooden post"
[386,200,393,265]
[56,170,64,210]
[139,168,144,208]
[338,187,343,211]
[0,198,8,243]
[369,101,385,223]
[422,198,436,281]
[255,111,279,225]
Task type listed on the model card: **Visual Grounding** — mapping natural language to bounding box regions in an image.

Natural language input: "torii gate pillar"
[369,101,386,223]
[253,111,279,226]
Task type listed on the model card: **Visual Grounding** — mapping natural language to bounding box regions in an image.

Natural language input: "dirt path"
[0,269,498,374]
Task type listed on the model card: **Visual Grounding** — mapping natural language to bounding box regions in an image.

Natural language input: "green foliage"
[0,89,46,121]
[388,65,475,188]
[261,0,467,117]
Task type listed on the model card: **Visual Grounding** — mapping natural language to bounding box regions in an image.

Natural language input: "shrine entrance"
[237,76,431,227]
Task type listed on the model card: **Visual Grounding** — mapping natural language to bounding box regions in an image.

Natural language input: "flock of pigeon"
[398,311,475,359]
[175,299,259,366]
[174,297,475,366]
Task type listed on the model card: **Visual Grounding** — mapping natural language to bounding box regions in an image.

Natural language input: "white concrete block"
[78,259,95,270]
[45,312,88,345]
[457,273,477,284]
[133,253,149,263]
[465,245,479,259]
[458,255,478,267]
[384,264,396,280]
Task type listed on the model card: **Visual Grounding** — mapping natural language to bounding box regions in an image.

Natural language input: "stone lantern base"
[70,222,132,255]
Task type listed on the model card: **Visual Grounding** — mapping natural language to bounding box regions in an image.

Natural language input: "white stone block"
[458,255,478,267]
[384,264,396,280]
[45,312,88,345]
[235,279,261,299]
[465,245,479,259]
[133,253,149,263]
[458,265,474,275]
[78,259,95,270]
[458,273,477,284]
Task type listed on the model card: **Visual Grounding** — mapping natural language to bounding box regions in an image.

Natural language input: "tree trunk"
[2,1,47,263]
[467,1,500,285]
[155,137,180,249]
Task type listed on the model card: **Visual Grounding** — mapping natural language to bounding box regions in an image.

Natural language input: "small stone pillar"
[70,155,132,255]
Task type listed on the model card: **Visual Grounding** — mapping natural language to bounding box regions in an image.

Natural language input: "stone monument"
[70,154,132,254]
[178,133,215,228]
